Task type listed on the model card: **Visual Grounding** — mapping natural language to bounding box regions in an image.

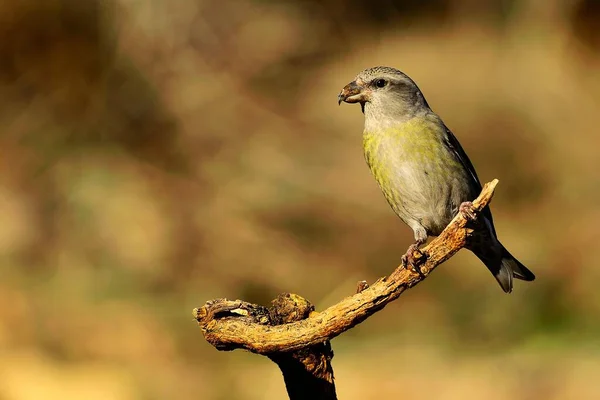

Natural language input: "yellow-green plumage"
[363,115,470,237]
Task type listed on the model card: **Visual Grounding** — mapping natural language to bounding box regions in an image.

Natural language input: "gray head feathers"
[355,66,431,123]
[354,66,409,82]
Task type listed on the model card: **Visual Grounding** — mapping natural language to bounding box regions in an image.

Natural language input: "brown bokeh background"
[1,0,600,399]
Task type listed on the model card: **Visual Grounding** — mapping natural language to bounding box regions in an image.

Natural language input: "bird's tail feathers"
[473,245,535,293]
[502,248,536,282]
[494,259,513,293]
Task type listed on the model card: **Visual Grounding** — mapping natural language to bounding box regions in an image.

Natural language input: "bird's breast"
[363,122,468,234]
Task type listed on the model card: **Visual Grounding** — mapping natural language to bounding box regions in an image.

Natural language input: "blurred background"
[1,0,599,399]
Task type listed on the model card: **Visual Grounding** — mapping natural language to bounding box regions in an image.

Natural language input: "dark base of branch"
[270,343,336,400]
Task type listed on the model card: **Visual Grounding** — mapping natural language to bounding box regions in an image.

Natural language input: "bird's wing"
[443,126,482,191]
[443,126,496,232]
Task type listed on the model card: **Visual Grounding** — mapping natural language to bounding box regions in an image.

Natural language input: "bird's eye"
[375,79,387,88]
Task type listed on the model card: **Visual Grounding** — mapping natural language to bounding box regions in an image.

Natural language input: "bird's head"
[338,66,429,117]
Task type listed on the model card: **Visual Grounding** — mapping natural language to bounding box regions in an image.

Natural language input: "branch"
[193,179,499,399]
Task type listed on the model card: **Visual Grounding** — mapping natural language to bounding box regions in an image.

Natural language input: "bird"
[338,66,535,293]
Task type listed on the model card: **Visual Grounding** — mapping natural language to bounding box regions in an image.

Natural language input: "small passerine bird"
[338,66,535,293]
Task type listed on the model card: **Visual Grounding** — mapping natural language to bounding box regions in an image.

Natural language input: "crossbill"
[338,66,535,293]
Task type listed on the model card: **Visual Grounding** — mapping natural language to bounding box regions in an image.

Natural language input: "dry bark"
[193,179,500,400]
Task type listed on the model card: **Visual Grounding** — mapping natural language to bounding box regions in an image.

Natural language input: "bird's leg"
[402,237,427,276]
[459,201,477,221]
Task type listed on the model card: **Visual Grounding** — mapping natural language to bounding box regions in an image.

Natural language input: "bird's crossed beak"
[338,81,366,105]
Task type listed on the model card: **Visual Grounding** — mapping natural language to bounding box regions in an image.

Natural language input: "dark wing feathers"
[443,126,496,233]
[443,126,482,191]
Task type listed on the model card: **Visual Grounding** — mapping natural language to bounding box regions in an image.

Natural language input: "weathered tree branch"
[193,179,499,400]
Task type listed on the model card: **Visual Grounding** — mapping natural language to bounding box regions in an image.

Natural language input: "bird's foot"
[459,201,477,221]
[402,242,426,276]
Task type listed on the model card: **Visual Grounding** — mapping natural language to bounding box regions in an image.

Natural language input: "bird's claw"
[459,201,477,221]
[402,243,426,276]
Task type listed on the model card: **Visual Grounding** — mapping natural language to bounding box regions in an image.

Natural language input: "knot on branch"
[194,294,316,350]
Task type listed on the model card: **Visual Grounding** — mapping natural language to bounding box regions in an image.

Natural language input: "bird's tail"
[473,244,536,293]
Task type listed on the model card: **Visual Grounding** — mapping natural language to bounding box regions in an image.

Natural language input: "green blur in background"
[1,0,599,399]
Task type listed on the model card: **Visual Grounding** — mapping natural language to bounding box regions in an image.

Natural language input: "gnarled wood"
[193,179,500,400]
